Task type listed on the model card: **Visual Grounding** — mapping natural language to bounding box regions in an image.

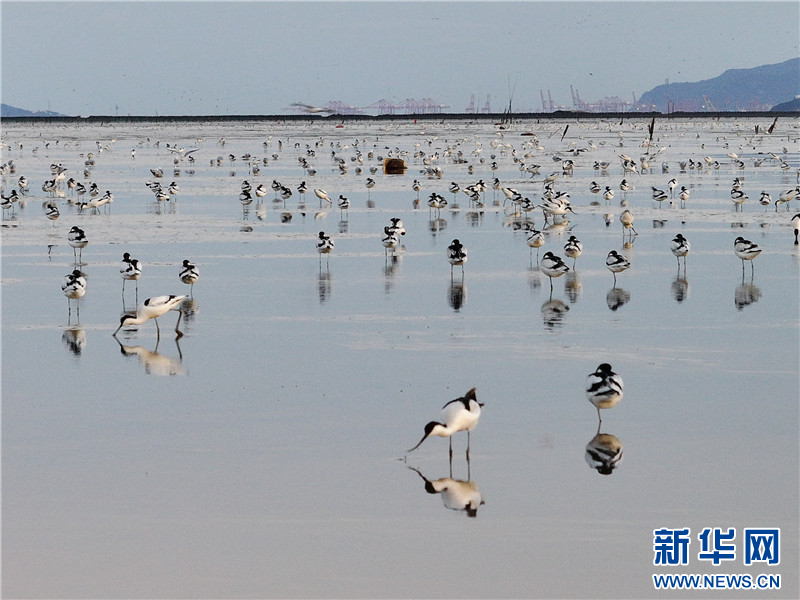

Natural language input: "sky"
[1,1,798,116]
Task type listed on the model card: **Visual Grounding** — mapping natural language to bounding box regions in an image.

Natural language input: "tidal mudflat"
[2,116,798,598]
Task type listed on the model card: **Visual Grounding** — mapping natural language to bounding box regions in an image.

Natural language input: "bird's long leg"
[613,272,617,287]
[596,406,602,424]
[449,437,453,462]
[174,310,184,338]
[466,431,471,461]
[154,317,161,339]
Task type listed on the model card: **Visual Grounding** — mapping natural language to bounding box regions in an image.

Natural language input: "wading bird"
[733,236,761,275]
[447,238,467,276]
[67,225,88,262]
[670,233,690,271]
[120,252,142,301]
[179,259,199,294]
[408,388,483,459]
[586,363,623,423]
[540,251,570,291]
[606,250,630,285]
[113,294,187,338]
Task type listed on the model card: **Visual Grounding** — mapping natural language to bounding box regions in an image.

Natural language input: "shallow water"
[2,116,799,599]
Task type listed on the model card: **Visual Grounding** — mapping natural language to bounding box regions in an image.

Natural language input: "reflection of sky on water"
[2,117,798,598]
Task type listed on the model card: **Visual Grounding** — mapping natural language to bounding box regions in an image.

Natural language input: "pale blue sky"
[2,1,798,116]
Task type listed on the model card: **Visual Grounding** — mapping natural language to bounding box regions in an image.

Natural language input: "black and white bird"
[776,187,799,211]
[316,231,334,261]
[731,189,748,211]
[447,239,467,275]
[408,388,483,459]
[526,229,545,262]
[113,294,186,338]
[540,251,570,291]
[605,250,630,285]
[387,217,406,237]
[120,252,142,300]
[585,363,623,423]
[678,186,690,208]
[670,233,690,270]
[563,235,583,268]
[792,213,800,245]
[67,225,88,262]
[652,186,669,206]
[61,269,87,322]
[314,188,331,206]
[619,209,637,237]
[733,237,761,275]
[179,259,199,293]
[61,269,87,301]
[381,226,400,255]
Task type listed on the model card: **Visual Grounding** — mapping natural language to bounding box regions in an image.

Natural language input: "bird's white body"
[381,226,400,251]
[447,239,467,268]
[67,225,88,249]
[114,294,186,336]
[776,187,799,211]
[564,235,583,265]
[179,260,199,286]
[619,209,636,234]
[540,251,570,282]
[61,269,87,300]
[317,231,334,254]
[606,250,630,283]
[670,233,690,259]
[586,363,624,420]
[733,237,761,262]
[408,388,483,455]
[120,252,142,281]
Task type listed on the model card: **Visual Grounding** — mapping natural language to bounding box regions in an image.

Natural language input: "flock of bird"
[2,118,798,479]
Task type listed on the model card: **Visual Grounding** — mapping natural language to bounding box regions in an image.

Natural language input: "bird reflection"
[384,254,401,294]
[671,275,690,303]
[465,210,484,227]
[564,271,581,303]
[527,266,542,292]
[61,327,86,356]
[448,279,466,311]
[114,335,186,376]
[606,286,630,311]
[541,298,569,328]
[734,277,761,310]
[179,297,199,331]
[318,268,332,304]
[429,218,447,236]
[585,426,624,476]
[407,465,485,518]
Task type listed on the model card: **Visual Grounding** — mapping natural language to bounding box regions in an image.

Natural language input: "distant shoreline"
[3,110,798,125]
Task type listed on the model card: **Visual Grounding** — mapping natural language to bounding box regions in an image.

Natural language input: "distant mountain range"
[1,104,65,117]
[3,58,798,117]
[637,57,799,112]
